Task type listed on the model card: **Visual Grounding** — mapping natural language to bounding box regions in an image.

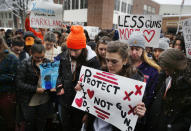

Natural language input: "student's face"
[106,52,126,74]
[54,33,59,42]
[32,52,45,63]
[11,46,24,56]
[69,48,83,60]
[174,40,182,50]
[145,47,152,53]
[44,41,55,50]
[153,48,164,60]
[98,43,107,59]
[129,46,143,62]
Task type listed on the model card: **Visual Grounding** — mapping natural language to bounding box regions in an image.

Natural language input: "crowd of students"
[0,22,190,131]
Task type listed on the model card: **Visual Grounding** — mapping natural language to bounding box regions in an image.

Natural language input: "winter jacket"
[147,71,191,131]
[56,46,100,106]
[19,51,29,62]
[138,62,159,108]
[0,51,18,92]
[16,57,49,104]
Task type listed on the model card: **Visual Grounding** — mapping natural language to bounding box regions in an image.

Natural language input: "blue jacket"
[138,62,159,108]
[0,52,18,92]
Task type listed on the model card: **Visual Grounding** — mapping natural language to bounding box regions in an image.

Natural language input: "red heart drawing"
[188,49,191,55]
[75,98,83,107]
[80,74,84,82]
[87,89,94,99]
[143,30,155,43]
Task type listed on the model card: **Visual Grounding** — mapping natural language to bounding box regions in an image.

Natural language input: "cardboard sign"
[40,61,60,89]
[118,14,162,47]
[29,1,62,28]
[182,18,191,59]
[83,26,100,40]
[72,66,146,131]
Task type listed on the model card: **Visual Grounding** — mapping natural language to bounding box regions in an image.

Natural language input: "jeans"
[21,101,54,131]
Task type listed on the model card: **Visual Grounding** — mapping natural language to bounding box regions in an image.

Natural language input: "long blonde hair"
[143,51,161,72]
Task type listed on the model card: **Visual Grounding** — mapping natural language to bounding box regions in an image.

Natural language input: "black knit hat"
[159,48,187,71]
[23,31,35,40]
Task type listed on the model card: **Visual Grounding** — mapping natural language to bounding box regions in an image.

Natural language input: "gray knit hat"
[44,31,56,43]
[128,32,146,49]
[159,48,187,71]
[154,38,169,50]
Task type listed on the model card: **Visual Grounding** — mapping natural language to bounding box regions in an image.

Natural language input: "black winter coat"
[16,57,50,104]
[146,71,191,131]
[56,49,100,106]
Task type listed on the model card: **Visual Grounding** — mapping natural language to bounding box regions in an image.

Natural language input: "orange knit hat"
[67,25,86,49]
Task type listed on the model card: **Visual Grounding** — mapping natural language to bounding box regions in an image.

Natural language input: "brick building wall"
[132,0,159,14]
[162,16,191,33]
[87,0,114,29]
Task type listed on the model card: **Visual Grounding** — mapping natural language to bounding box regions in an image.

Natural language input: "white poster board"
[118,14,162,47]
[72,66,146,131]
[182,18,191,59]
[83,26,100,40]
[29,1,62,28]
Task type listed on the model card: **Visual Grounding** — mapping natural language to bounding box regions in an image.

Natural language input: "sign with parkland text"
[118,14,162,47]
[182,18,191,59]
[72,66,146,131]
[29,0,62,28]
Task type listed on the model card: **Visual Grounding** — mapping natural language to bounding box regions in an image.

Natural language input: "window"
[80,0,87,9]
[127,4,132,14]
[72,0,79,9]
[0,13,3,19]
[114,0,120,11]
[9,13,12,19]
[152,8,156,14]
[148,6,151,14]
[64,0,71,10]
[5,13,7,19]
[143,5,147,14]
[144,5,147,10]
[121,2,127,13]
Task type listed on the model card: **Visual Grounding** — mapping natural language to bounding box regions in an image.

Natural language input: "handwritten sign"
[118,14,162,47]
[182,18,191,59]
[29,1,62,28]
[83,26,100,40]
[40,61,60,89]
[72,66,146,131]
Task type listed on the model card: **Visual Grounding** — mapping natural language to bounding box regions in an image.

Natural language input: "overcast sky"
[152,0,191,5]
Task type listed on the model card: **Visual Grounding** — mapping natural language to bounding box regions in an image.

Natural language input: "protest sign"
[118,14,162,47]
[83,26,100,40]
[40,61,60,89]
[72,66,146,131]
[29,0,62,28]
[182,18,191,59]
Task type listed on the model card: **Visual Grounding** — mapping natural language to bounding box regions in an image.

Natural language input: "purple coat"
[138,62,159,108]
